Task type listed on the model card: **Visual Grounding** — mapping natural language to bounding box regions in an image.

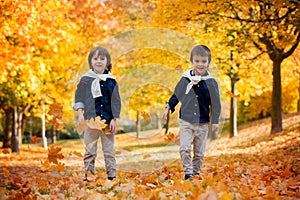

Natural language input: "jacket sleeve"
[73,78,86,111]
[208,79,221,124]
[111,81,121,119]
[168,77,186,113]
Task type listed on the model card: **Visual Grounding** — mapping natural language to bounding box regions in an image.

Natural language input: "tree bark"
[11,107,19,152]
[156,113,162,130]
[41,100,48,149]
[230,76,238,137]
[298,73,300,112]
[136,111,140,138]
[2,108,13,148]
[271,59,283,134]
[165,111,170,134]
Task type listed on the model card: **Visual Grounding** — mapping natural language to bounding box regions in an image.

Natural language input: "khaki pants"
[179,119,209,175]
[83,128,116,178]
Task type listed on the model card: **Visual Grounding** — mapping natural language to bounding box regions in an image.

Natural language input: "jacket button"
[195,104,197,106]
[194,113,196,115]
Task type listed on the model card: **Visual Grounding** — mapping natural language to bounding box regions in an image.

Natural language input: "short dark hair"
[88,46,112,72]
[190,45,212,64]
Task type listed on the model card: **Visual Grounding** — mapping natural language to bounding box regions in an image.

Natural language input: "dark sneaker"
[108,176,116,181]
[184,174,193,182]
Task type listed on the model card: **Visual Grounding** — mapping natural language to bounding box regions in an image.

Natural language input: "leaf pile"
[0,115,299,199]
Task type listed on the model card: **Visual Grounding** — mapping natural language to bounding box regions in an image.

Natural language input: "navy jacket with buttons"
[168,70,221,124]
[73,76,121,124]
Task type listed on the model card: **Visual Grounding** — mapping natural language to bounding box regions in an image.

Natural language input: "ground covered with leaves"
[0,114,300,199]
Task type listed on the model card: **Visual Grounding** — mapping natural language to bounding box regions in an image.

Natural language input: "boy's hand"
[78,111,85,126]
[109,119,117,134]
[212,124,219,132]
[162,108,170,121]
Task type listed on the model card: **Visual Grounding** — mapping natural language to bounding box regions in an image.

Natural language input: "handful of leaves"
[78,116,110,134]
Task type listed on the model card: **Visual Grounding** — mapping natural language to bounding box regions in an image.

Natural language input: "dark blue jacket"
[73,76,121,124]
[168,71,221,124]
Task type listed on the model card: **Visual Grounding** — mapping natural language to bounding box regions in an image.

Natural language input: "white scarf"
[182,70,213,94]
[83,69,116,98]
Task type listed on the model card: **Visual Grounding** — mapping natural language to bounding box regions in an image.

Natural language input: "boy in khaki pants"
[163,45,221,181]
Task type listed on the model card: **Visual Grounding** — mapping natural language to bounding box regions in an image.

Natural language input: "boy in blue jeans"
[162,45,221,181]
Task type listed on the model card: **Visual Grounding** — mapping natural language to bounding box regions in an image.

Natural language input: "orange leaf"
[48,103,63,119]
[3,167,9,178]
[41,160,50,168]
[72,151,83,158]
[48,146,64,164]
[2,149,10,154]
[52,118,64,130]
[164,131,175,142]
[141,111,150,119]
[30,136,42,144]
[53,162,65,172]
[226,91,240,98]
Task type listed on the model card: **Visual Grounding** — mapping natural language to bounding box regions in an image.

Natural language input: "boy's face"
[91,51,107,74]
[191,54,209,76]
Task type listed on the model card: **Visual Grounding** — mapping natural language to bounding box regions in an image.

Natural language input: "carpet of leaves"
[0,114,300,199]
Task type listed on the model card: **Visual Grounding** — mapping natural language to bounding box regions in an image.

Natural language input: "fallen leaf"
[48,146,64,164]
[141,111,150,119]
[164,131,175,142]
[3,167,9,178]
[72,151,84,158]
[30,136,42,144]
[226,91,240,98]
[2,149,10,154]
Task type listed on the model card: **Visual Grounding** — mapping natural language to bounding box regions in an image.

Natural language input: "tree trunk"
[271,60,283,134]
[21,113,27,138]
[17,111,23,145]
[51,126,56,144]
[157,113,162,130]
[230,77,238,137]
[2,108,13,148]
[136,111,140,138]
[41,100,48,149]
[11,107,19,153]
[165,110,170,134]
[298,73,300,112]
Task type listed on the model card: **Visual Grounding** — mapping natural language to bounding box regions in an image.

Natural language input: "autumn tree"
[147,0,300,134]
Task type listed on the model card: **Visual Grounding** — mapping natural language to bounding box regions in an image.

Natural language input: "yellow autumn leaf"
[86,117,107,130]
[72,151,83,158]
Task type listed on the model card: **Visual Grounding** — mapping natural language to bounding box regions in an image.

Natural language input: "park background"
[0,0,299,199]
